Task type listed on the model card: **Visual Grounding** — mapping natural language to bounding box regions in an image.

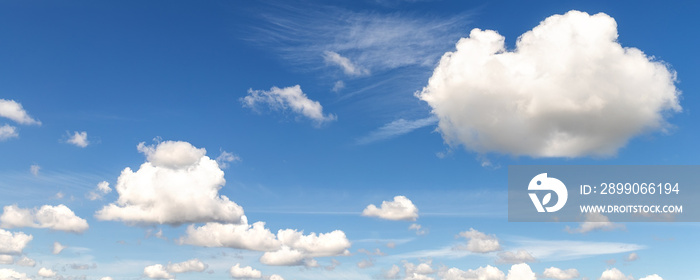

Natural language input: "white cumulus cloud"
[179,215,351,266]
[0,204,88,233]
[639,275,663,280]
[144,264,174,279]
[0,254,12,264]
[0,229,32,255]
[439,265,505,280]
[66,131,89,148]
[456,228,501,253]
[361,196,419,221]
[241,85,337,125]
[0,268,30,280]
[418,10,681,158]
[0,99,41,125]
[229,263,262,279]
[599,268,628,280]
[87,181,112,201]
[38,267,57,278]
[166,258,207,273]
[506,263,535,280]
[95,141,245,225]
[15,256,35,267]
[0,124,18,141]
[542,267,580,280]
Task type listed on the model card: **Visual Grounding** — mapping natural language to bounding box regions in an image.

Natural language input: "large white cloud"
[229,264,262,279]
[456,228,501,253]
[0,229,32,255]
[0,204,89,233]
[439,265,505,280]
[95,141,245,225]
[506,264,535,280]
[542,267,579,279]
[639,275,663,280]
[418,10,681,158]
[241,85,337,125]
[0,268,30,280]
[179,216,351,266]
[0,99,41,125]
[361,196,419,221]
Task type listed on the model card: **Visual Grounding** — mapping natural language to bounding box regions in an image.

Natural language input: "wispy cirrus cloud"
[248,3,471,75]
[356,116,437,145]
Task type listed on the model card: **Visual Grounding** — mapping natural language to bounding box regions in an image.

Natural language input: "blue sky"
[0,0,698,279]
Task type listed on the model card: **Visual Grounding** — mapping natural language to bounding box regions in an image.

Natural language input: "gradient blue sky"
[0,1,698,279]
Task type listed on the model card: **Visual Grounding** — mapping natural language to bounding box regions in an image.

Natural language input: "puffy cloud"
[404,260,434,276]
[599,268,628,280]
[495,250,536,264]
[0,268,30,280]
[66,131,89,148]
[384,264,401,279]
[0,204,88,233]
[405,274,434,280]
[241,85,337,125]
[178,217,280,251]
[144,264,174,279]
[0,124,18,141]
[0,99,41,125]
[30,164,40,176]
[99,277,114,280]
[269,275,285,280]
[439,265,505,280]
[0,229,32,255]
[179,216,351,266]
[356,117,438,145]
[506,263,535,280]
[418,10,681,158]
[38,267,57,278]
[259,246,305,266]
[87,181,112,201]
[95,141,245,225]
[361,196,419,221]
[322,51,369,76]
[15,256,35,267]
[0,254,12,264]
[542,267,580,280]
[456,228,501,253]
[166,258,207,273]
[624,252,638,262]
[639,275,663,280]
[53,242,66,255]
[229,264,262,279]
[566,213,625,234]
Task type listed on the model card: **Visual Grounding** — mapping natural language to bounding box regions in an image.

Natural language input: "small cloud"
[0,205,89,233]
[53,242,66,255]
[241,85,337,126]
[624,252,638,262]
[38,267,57,278]
[322,51,369,76]
[87,181,112,201]
[0,124,18,141]
[215,150,240,169]
[66,131,89,148]
[542,267,580,280]
[566,213,625,234]
[362,195,419,221]
[357,259,374,269]
[0,99,41,125]
[408,224,428,236]
[29,164,40,176]
[332,80,345,93]
[455,228,501,253]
